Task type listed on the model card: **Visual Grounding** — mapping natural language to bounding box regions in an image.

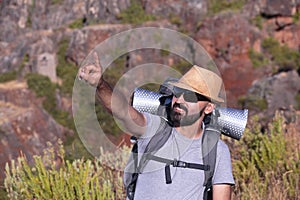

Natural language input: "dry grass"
[231,112,300,200]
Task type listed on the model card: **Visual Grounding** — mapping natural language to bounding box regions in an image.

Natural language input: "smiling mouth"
[173,104,187,115]
[173,106,184,114]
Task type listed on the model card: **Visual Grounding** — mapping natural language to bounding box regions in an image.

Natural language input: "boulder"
[246,70,300,118]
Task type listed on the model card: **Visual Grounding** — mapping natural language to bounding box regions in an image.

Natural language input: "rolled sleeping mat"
[216,107,248,140]
[131,88,248,140]
[131,88,164,115]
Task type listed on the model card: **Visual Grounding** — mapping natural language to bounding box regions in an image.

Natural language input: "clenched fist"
[78,52,102,87]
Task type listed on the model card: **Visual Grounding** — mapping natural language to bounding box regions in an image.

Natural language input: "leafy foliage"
[26,73,56,98]
[68,18,85,29]
[26,73,74,130]
[4,140,128,200]
[117,0,156,24]
[232,113,300,199]
[56,38,78,96]
[248,48,268,68]
[3,114,300,199]
[251,15,264,30]
[0,71,17,83]
[295,92,300,110]
[262,37,300,71]
[208,0,246,14]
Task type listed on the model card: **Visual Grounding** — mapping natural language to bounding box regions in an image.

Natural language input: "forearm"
[96,79,146,136]
[213,184,232,200]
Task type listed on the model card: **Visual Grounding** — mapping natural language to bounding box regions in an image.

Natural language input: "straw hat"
[170,65,224,103]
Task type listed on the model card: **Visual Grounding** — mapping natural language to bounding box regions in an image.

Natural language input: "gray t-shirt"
[125,113,234,200]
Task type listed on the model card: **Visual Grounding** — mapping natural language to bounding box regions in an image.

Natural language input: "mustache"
[172,103,188,113]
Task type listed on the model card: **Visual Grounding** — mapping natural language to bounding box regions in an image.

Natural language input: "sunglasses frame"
[173,87,211,103]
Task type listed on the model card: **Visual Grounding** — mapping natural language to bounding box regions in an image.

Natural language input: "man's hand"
[78,52,102,87]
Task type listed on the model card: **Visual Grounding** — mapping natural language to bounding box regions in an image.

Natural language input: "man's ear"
[204,103,215,115]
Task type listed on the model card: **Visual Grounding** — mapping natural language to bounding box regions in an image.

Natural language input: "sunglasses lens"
[183,92,198,103]
[173,87,198,103]
[173,87,210,102]
[173,87,184,98]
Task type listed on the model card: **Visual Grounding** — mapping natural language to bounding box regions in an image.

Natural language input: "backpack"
[125,117,220,200]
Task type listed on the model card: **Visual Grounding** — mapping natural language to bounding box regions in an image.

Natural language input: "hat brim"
[169,81,224,103]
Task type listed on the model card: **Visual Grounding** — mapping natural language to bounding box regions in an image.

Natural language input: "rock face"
[0,81,70,179]
[195,13,262,106]
[246,70,300,116]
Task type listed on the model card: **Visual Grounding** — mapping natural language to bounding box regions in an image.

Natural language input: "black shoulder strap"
[126,120,220,200]
[126,117,172,200]
[138,118,172,171]
[202,126,220,200]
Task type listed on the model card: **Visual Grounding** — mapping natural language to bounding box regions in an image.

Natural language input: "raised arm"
[77,52,146,137]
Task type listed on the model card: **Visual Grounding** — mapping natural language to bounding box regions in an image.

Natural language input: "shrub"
[262,37,300,71]
[26,73,56,98]
[0,71,17,83]
[208,0,246,14]
[168,13,182,27]
[117,0,156,24]
[56,38,78,96]
[170,59,191,74]
[251,15,264,30]
[244,95,268,111]
[295,92,300,110]
[26,73,75,130]
[232,113,300,199]
[249,48,268,68]
[4,140,128,200]
[51,0,63,5]
[68,18,85,29]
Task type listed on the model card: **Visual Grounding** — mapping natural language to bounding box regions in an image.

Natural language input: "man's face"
[169,87,211,127]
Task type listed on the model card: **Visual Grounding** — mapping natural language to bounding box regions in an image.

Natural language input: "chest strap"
[147,154,210,184]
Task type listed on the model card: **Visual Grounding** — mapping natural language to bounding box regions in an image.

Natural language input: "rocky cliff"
[0,81,71,179]
[0,0,300,181]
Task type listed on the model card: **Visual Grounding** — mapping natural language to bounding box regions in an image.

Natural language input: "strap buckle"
[172,159,187,168]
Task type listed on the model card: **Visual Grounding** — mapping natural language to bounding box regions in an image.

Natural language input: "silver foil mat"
[132,88,164,115]
[131,88,248,140]
[217,108,248,140]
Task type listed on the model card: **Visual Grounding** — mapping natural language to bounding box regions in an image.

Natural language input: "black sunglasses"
[173,87,211,103]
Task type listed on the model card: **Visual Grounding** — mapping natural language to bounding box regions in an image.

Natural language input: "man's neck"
[175,120,204,139]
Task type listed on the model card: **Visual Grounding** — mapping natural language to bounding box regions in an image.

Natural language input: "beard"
[169,103,205,127]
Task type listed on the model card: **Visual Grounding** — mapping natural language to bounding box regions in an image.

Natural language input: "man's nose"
[174,94,185,103]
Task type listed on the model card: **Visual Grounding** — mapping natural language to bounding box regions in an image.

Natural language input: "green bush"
[295,92,300,110]
[117,0,156,24]
[51,0,63,5]
[26,73,56,98]
[4,113,300,199]
[68,18,85,29]
[208,0,246,14]
[249,48,268,68]
[56,38,78,96]
[4,140,128,200]
[251,15,264,30]
[0,71,17,83]
[168,13,182,27]
[170,59,191,74]
[232,113,300,199]
[26,73,57,112]
[26,73,75,130]
[262,37,300,71]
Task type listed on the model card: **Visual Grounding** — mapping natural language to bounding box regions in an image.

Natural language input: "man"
[78,52,234,200]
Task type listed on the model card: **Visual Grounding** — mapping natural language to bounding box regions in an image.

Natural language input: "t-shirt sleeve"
[212,140,235,185]
[140,112,162,139]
